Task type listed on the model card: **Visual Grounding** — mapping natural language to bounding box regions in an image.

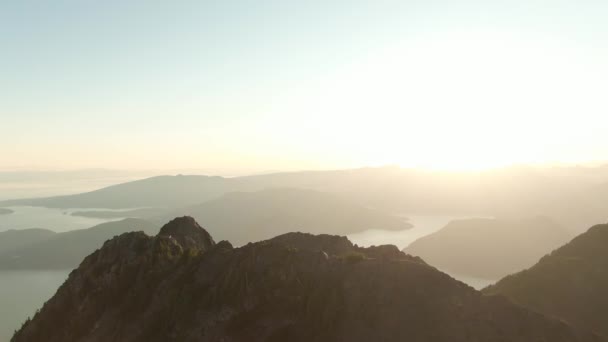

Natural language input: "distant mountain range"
[0,175,252,209]
[4,166,608,231]
[485,223,608,338]
[167,188,411,245]
[0,228,56,254]
[404,217,573,279]
[0,189,409,269]
[12,217,603,342]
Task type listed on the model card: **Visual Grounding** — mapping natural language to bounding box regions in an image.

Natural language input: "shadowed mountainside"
[405,217,573,279]
[485,223,608,338]
[11,217,603,342]
[0,218,158,270]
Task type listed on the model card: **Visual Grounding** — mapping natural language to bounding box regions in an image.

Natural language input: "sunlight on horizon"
[2,2,608,172]
[261,30,608,172]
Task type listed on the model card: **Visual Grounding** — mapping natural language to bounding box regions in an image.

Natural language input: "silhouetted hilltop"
[12,217,603,342]
[485,223,608,337]
[174,188,411,245]
[405,217,572,279]
[158,216,215,251]
[0,218,158,270]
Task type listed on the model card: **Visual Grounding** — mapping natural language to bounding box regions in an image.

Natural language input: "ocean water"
[0,206,129,233]
[0,270,71,341]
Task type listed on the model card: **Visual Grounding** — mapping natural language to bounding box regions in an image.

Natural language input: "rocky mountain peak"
[11,218,605,342]
[157,216,215,251]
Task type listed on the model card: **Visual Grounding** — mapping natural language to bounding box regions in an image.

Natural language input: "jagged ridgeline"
[13,217,604,342]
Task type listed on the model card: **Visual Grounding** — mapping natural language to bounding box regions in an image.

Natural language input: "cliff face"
[485,223,608,338]
[13,217,603,342]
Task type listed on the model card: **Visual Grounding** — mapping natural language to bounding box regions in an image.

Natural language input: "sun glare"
[264,30,608,171]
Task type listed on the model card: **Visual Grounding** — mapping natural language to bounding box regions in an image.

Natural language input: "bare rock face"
[158,216,215,252]
[12,218,605,342]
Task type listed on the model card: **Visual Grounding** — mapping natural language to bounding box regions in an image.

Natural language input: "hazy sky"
[2,1,608,172]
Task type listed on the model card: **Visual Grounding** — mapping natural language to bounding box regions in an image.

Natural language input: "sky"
[2,0,608,172]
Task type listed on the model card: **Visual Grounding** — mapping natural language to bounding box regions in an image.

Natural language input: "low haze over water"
[0,206,122,233]
[0,270,70,341]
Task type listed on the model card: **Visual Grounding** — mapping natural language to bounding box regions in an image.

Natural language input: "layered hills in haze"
[0,175,254,209]
[405,217,573,279]
[0,189,409,269]
[0,228,56,254]
[172,188,410,245]
[5,166,608,231]
[12,217,603,342]
[0,219,158,270]
[485,223,608,338]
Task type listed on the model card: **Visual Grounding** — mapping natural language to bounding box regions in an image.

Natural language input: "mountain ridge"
[12,217,604,342]
[485,223,608,337]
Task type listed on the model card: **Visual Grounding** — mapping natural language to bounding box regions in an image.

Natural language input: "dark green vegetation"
[0,219,158,270]
[12,217,603,342]
[172,188,411,245]
[405,217,572,279]
[0,208,14,215]
[5,166,608,231]
[485,223,608,338]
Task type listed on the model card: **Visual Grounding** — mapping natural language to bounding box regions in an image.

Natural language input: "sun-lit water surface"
[347,214,466,250]
[0,206,131,232]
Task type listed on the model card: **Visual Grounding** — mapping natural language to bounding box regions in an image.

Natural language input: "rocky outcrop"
[158,216,215,252]
[12,217,604,342]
